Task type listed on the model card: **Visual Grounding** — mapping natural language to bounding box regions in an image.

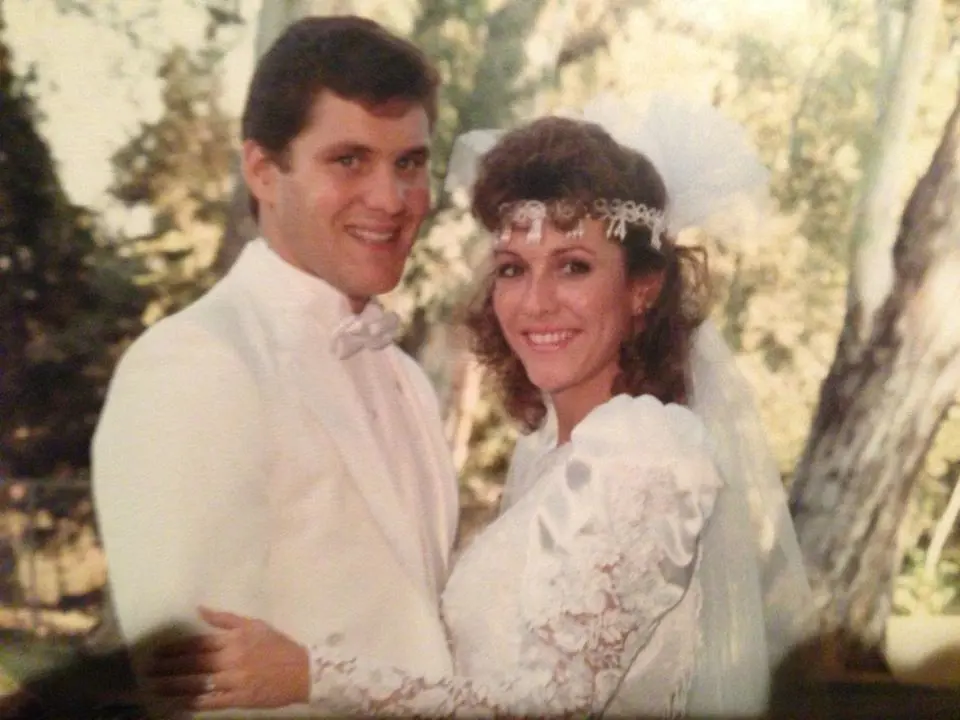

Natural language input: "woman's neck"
[550,377,617,446]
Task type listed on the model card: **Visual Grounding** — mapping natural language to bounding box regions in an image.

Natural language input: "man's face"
[245,91,431,311]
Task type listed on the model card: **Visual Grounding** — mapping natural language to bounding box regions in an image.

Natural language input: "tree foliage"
[0,8,148,477]
[108,41,236,322]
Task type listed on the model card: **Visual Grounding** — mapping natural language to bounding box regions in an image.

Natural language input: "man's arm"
[92,321,269,653]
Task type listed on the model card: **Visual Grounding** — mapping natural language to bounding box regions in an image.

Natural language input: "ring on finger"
[203,675,217,694]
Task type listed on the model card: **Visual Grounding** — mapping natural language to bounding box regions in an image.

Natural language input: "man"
[93,16,458,716]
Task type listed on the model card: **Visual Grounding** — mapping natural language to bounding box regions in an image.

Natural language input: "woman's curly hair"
[463,116,712,431]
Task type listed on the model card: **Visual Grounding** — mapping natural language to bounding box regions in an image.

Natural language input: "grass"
[0,667,18,695]
[0,630,80,685]
[0,630,144,719]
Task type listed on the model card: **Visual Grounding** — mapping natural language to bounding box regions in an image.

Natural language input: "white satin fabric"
[308,394,723,716]
[500,321,816,718]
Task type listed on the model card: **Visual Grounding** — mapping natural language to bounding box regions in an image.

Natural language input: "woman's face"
[492,217,650,408]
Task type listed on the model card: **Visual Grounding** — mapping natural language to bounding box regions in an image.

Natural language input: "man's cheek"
[404,185,431,216]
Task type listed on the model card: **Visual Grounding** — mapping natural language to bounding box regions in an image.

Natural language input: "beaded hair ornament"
[495,197,666,250]
[445,94,771,260]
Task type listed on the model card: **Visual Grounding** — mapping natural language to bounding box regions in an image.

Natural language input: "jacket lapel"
[387,351,459,580]
[230,240,439,597]
[288,326,427,596]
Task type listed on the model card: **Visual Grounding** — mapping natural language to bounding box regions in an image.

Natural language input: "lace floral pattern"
[308,394,722,717]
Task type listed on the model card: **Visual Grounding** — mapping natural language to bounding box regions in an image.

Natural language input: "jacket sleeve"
[92,319,269,655]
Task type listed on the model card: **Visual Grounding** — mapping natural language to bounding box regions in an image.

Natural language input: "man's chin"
[371,275,405,296]
[351,276,404,301]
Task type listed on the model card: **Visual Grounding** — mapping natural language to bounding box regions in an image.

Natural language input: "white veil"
[686,317,816,715]
[446,94,816,716]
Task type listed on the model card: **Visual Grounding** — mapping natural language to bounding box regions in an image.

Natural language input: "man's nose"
[364,165,405,215]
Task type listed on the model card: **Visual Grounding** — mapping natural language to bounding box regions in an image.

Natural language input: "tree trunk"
[789,88,960,657]
[446,356,484,470]
[403,0,576,429]
[848,0,942,345]
[923,462,960,578]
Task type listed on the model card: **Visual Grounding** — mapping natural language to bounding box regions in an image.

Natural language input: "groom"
[92,15,458,716]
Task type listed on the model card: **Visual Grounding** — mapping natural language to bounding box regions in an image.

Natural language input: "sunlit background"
[1,0,959,712]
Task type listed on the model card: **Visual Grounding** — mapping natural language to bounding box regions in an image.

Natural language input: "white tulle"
[445,93,770,237]
[444,129,502,208]
[577,93,771,235]
[683,318,817,716]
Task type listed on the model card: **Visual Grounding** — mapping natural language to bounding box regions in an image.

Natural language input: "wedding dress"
[307,393,724,717]
[303,94,816,717]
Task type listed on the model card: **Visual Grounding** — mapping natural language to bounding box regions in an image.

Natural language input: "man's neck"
[347,295,369,314]
[259,236,371,314]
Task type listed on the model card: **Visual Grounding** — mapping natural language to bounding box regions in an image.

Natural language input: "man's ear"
[631,271,665,315]
[242,139,279,210]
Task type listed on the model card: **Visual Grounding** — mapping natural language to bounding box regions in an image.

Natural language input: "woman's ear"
[631,271,665,315]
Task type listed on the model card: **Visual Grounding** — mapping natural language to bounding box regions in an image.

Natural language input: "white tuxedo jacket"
[93,240,459,715]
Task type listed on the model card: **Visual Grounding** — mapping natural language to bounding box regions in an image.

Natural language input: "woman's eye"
[562,259,592,275]
[495,263,522,279]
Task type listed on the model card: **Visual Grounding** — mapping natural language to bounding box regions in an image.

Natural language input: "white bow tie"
[330,305,401,359]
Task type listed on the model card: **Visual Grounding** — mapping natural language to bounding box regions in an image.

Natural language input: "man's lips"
[346,226,401,245]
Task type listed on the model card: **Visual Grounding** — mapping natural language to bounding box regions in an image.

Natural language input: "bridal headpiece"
[444,92,769,252]
[496,198,666,249]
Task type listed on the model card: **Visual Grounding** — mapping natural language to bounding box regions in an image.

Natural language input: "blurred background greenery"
[1,0,959,711]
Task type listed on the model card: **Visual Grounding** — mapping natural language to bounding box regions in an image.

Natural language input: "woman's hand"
[146,606,310,710]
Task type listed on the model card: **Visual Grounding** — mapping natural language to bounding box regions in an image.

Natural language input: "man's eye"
[397,155,427,171]
[334,155,359,168]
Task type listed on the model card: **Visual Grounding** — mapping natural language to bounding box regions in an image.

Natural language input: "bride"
[149,96,814,718]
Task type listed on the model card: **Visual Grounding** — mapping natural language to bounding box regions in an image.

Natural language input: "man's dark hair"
[242,15,439,217]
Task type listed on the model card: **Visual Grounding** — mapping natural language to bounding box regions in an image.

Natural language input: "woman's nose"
[522,274,559,315]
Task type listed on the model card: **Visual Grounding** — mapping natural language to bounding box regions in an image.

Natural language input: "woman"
[151,97,813,717]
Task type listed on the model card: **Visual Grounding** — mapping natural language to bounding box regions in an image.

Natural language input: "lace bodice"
[308,394,722,716]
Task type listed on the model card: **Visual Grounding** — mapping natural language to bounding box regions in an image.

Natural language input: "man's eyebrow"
[314,141,372,158]
[312,143,431,161]
[399,145,430,160]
